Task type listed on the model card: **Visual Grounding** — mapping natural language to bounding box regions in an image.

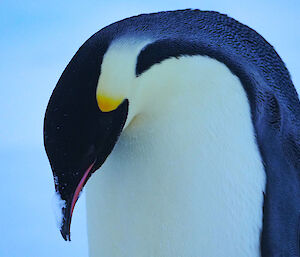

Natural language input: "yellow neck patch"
[96,94,123,112]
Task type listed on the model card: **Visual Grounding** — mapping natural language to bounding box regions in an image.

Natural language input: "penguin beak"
[45,99,129,241]
[59,161,96,241]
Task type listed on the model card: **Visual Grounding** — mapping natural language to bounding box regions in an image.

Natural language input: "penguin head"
[44,36,131,240]
[44,34,195,240]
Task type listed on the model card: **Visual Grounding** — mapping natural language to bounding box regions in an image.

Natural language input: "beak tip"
[60,212,72,241]
[61,226,71,241]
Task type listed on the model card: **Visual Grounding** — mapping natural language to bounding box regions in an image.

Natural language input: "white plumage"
[86,39,265,257]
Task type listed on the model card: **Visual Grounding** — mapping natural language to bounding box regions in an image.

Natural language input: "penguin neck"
[86,56,266,257]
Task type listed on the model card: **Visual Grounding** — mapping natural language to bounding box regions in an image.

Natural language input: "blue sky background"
[0,1,299,256]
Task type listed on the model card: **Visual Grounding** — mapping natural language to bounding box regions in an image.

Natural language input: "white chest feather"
[86,43,266,257]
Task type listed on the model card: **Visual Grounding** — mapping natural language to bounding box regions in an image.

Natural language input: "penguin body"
[43,10,300,257]
[87,48,265,256]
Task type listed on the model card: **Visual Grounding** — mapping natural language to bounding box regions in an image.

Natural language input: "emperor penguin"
[44,10,300,257]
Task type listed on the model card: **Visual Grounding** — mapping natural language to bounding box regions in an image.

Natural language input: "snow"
[52,190,66,230]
